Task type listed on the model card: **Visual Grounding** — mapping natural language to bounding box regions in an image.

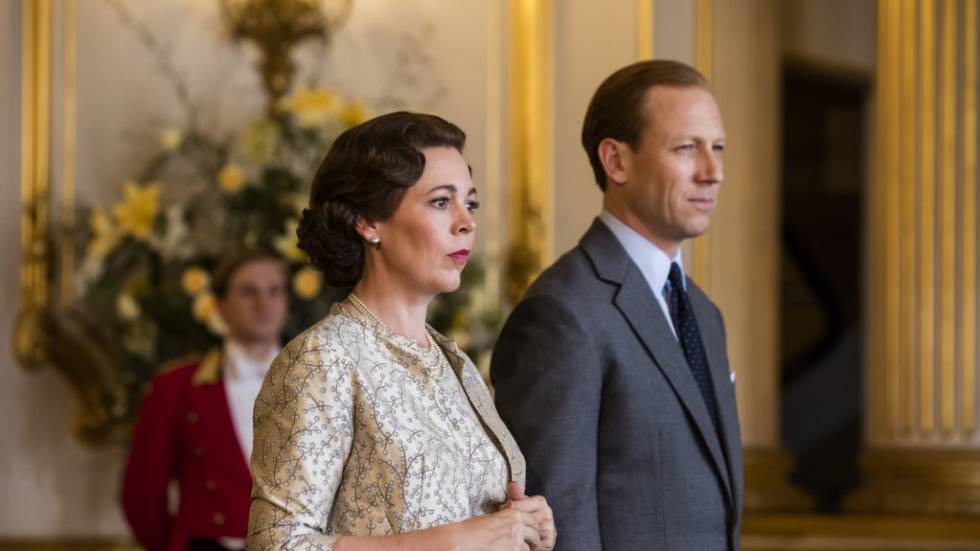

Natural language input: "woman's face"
[367,146,478,297]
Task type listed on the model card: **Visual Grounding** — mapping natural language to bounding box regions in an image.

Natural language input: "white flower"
[76,254,106,294]
[148,206,194,261]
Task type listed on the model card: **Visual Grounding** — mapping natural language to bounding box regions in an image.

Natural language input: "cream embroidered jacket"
[247,298,526,550]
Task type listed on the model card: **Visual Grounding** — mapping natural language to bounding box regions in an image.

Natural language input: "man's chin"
[683,220,713,239]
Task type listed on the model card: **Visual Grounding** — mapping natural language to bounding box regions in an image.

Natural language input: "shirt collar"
[598,209,685,294]
[223,338,279,381]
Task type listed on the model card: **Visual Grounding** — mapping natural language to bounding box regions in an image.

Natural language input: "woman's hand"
[445,504,543,551]
[499,482,556,551]
[332,483,554,551]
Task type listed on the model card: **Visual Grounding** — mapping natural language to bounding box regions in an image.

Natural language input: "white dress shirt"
[223,339,279,464]
[599,209,686,338]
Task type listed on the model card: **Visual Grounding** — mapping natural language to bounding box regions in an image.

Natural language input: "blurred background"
[4,0,980,549]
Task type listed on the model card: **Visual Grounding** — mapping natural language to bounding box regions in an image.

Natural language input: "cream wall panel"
[552,0,635,257]
[654,0,696,64]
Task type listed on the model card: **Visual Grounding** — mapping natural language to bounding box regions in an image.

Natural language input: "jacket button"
[187,411,199,423]
[205,480,217,492]
[193,447,205,457]
[213,513,225,525]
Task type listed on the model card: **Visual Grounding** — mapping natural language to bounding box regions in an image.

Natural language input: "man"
[123,250,289,551]
[491,60,742,550]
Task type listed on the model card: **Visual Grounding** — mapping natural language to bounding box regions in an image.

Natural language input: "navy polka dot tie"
[664,262,720,431]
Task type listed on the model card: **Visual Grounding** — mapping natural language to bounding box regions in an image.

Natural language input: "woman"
[247,112,556,551]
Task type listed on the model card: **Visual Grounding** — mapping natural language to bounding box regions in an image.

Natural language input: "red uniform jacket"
[122,350,252,551]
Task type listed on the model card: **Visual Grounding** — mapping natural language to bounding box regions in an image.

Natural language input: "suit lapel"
[691,286,743,510]
[581,220,734,507]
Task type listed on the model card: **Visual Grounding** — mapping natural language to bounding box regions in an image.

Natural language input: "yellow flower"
[86,208,120,258]
[218,163,247,193]
[340,99,369,127]
[205,311,228,336]
[160,128,182,151]
[238,119,281,164]
[116,292,141,321]
[192,292,218,322]
[274,219,306,262]
[292,267,322,300]
[181,266,210,296]
[281,86,340,127]
[113,181,160,240]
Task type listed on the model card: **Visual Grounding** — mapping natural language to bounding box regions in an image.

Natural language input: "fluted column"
[853,0,980,515]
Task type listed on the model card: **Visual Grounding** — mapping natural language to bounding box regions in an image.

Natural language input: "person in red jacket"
[122,250,288,551]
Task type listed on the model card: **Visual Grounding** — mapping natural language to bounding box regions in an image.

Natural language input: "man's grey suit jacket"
[491,219,743,551]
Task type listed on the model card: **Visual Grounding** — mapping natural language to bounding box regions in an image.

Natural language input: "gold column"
[963,0,977,435]
[853,0,980,515]
[702,0,809,512]
[504,0,554,304]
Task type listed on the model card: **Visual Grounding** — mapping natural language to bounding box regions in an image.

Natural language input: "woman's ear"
[598,137,630,187]
[355,216,381,248]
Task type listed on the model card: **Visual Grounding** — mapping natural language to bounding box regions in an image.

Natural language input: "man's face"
[217,259,288,345]
[613,86,725,254]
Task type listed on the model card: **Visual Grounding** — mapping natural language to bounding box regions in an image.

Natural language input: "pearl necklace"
[348,293,448,373]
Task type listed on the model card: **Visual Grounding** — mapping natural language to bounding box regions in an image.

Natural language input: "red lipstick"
[448,249,470,262]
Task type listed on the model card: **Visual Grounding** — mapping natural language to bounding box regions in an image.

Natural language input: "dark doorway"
[779,62,869,513]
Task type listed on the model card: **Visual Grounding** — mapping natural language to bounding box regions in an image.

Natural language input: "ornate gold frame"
[16,0,53,371]
[15,0,129,446]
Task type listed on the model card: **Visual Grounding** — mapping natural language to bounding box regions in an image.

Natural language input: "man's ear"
[598,138,630,187]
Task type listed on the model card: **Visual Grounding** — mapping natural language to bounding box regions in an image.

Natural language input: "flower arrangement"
[75,3,504,426]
